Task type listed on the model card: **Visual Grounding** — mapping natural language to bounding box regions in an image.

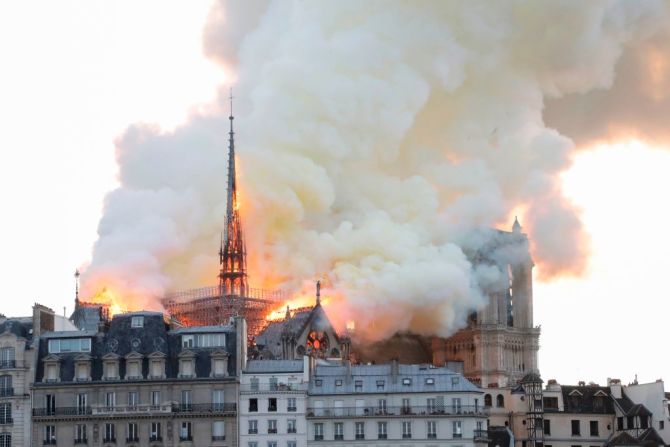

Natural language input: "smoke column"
[81,0,669,339]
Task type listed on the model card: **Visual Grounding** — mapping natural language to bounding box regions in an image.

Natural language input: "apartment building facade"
[239,359,308,447]
[31,312,246,447]
[305,362,489,446]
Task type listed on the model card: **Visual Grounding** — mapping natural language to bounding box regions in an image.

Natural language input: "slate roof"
[606,431,642,446]
[487,426,513,447]
[638,428,667,447]
[35,312,239,383]
[70,306,104,332]
[245,360,304,373]
[309,363,481,395]
[254,307,314,359]
[561,385,615,414]
[0,317,33,341]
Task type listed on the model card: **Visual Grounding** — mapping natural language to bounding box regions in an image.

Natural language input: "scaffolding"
[161,285,286,337]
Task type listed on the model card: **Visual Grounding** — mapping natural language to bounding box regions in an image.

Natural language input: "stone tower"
[432,218,540,388]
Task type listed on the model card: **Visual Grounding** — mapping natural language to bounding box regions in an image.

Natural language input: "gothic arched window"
[496,394,505,408]
[484,394,492,407]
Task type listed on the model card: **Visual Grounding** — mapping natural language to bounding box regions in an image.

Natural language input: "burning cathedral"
[74,100,540,390]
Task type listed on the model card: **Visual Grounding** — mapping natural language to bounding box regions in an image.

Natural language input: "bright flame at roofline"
[87,287,127,317]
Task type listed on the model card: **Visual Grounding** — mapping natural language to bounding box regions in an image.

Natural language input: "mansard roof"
[606,431,642,446]
[34,311,239,384]
[245,360,304,374]
[310,363,481,395]
[0,317,33,340]
[561,385,615,414]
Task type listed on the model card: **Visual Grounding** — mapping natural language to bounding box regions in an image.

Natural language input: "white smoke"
[81,0,669,339]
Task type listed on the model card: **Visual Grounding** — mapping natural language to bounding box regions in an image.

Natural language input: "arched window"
[0,375,11,395]
[496,394,505,408]
[484,394,492,407]
[0,433,10,447]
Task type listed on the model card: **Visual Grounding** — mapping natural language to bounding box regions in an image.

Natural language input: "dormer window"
[125,352,144,380]
[426,378,435,385]
[181,333,225,348]
[74,354,91,382]
[315,379,323,387]
[210,350,229,378]
[131,316,144,328]
[148,352,167,379]
[335,380,343,387]
[451,376,460,385]
[43,355,60,383]
[402,378,412,386]
[376,380,385,390]
[102,354,120,381]
[48,338,91,354]
[178,351,196,378]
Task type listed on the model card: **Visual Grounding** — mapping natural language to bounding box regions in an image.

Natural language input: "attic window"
[376,380,385,390]
[451,376,460,385]
[335,380,342,387]
[355,380,363,392]
[131,317,144,328]
[402,378,412,386]
[315,379,323,387]
[426,378,435,385]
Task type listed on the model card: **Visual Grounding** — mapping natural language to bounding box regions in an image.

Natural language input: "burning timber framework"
[161,285,285,337]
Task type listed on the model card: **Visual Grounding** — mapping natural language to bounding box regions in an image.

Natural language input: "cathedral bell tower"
[219,90,249,298]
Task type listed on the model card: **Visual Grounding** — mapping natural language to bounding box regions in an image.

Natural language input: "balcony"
[179,436,193,442]
[474,429,490,442]
[94,404,173,415]
[0,418,13,425]
[171,403,236,415]
[248,429,258,434]
[43,440,57,446]
[378,434,387,440]
[268,428,278,434]
[287,428,297,434]
[0,388,14,397]
[149,436,162,442]
[240,383,308,393]
[314,435,324,441]
[33,407,92,417]
[126,438,139,443]
[212,436,226,441]
[334,434,344,440]
[0,360,16,369]
[74,438,87,445]
[102,438,116,444]
[306,404,487,418]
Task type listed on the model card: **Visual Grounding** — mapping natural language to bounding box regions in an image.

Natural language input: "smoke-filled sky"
[1,0,669,384]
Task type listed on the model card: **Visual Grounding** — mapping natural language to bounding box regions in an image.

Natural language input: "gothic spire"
[316,280,321,306]
[219,88,248,298]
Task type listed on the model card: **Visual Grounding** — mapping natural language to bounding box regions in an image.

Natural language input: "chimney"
[32,303,55,337]
[578,381,586,386]
[303,355,310,382]
[608,378,622,398]
[234,316,248,374]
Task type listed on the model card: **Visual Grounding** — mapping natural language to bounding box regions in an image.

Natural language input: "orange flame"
[87,287,127,317]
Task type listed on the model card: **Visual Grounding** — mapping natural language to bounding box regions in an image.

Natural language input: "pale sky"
[0,1,667,386]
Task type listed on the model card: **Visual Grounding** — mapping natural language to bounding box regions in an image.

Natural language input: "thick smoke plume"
[81,0,669,340]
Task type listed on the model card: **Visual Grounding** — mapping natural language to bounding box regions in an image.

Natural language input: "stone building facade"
[305,362,489,446]
[31,312,246,447]
[239,359,308,447]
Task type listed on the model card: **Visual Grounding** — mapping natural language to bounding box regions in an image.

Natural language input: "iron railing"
[0,418,13,425]
[0,360,16,369]
[34,407,92,417]
[212,435,226,441]
[34,403,235,417]
[171,403,237,414]
[240,383,308,392]
[0,388,13,397]
[474,429,489,441]
[306,405,487,418]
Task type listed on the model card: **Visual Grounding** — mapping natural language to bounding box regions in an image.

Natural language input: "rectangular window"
[48,338,91,353]
[427,420,437,439]
[269,377,278,390]
[453,421,463,438]
[617,417,624,431]
[572,420,581,436]
[150,422,162,441]
[0,403,11,424]
[376,380,385,390]
[287,442,296,447]
[544,419,551,435]
[181,390,192,411]
[0,348,14,365]
[403,378,412,385]
[355,399,365,416]
[46,394,56,415]
[104,423,115,443]
[402,421,412,439]
[75,424,87,443]
[426,377,435,385]
[248,443,257,447]
[314,423,324,441]
[451,376,460,385]
[151,391,161,408]
[334,422,343,440]
[250,377,259,391]
[105,391,116,409]
[131,316,144,328]
[660,421,665,430]
[402,398,411,414]
[427,397,437,413]
[267,443,277,447]
[355,422,365,440]
[378,398,387,414]
[213,389,224,411]
[287,397,297,412]
[45,425,56,444]
[378,421,388,439]
[248,420,258,434]
[452,397,462,413]
[268,419,277,434]
[627,416,634,429]
[268,398,277,412]
[212,420,225,441]
[77,393,88,414]
[287,419,296,434]
[127,423,138,442]
[249,398,258,412]
[180,422,192,441]
[355,380,363,392]
[128,391,138,408]
[590,421,598,436]
[181,333,226,348]
[544,397,559,410]
[334,400,343,416]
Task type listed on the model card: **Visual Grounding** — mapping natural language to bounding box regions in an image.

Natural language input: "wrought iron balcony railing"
[171,402,237,414]
[306,405,487,418]
[34,407,92,417]
[0,360,16,369]
[0,388,14,397]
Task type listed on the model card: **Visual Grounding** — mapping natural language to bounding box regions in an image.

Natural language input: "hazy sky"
[0,1,668,386]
